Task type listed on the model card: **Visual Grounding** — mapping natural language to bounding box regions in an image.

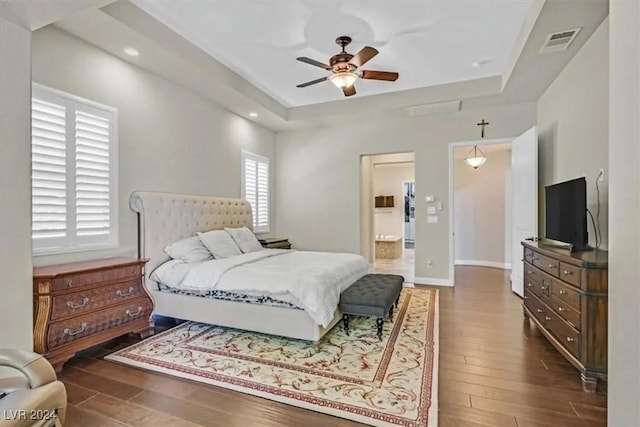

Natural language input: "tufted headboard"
[129,191,253,288]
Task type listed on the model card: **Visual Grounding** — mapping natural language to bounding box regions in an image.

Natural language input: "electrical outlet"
[427,260,433,268]
[598,168,605,182]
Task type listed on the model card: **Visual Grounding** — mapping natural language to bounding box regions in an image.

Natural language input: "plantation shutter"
[242,151,270,233]
[31,98,68,241]
[31,84,118,254]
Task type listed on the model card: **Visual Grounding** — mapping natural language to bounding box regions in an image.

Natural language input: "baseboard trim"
[414,276,454,287]
[402,282,415,288]
[455,260,512,270]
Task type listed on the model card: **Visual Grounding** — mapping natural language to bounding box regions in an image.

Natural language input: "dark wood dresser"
[522,241,608,392]
[33,257,154,373]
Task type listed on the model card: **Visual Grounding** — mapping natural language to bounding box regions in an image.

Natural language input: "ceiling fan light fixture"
[464,146,487,169]
[329,72,358,89]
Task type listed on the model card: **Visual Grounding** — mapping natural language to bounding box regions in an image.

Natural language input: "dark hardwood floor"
[60,266,606,427]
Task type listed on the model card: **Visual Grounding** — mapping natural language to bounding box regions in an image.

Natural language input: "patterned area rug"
[106,288,438,426]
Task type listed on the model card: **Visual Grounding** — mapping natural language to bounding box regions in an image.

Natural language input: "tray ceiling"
[132,0,536,107]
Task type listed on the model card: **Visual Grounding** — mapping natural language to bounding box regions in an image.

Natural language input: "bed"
[129,191,369,341]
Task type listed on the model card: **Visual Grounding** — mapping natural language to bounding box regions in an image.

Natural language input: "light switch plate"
[425,195,435,202]
[427,215,438,224]
[427,206,436,214]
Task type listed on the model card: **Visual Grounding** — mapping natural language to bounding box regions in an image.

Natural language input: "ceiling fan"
[296,36,399,97]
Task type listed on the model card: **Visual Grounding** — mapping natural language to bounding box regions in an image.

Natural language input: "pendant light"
[464,145,487,169]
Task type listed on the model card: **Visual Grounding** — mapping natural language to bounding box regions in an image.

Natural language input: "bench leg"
[395,296,400,308]
[342,313,350,336]
[389,306,394,323]
[376,318,384,341]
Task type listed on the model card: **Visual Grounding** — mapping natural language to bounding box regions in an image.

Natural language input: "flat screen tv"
[545,177,589,251]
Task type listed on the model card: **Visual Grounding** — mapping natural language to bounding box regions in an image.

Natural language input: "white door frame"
[448,137,513,286]
[402,180,415,247]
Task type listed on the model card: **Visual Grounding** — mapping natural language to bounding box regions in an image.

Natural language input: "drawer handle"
[527,283,534,288]
[63,322,87,336]
[541,286,547,291]
[65,278,73,288]
[66,297,89,310]
[548,264,556,269]
[545,316,552,321]
[566,337,575,343]
[563,270,573,276]
[558,307,565,312]
[559,290,567,295]
[125,306,143,318]
[523,296,529,300]
[533,256,539,261]
[536,309,543,313]
[131,268,137,275]
[527,270,532,274]
[116,287,134,297]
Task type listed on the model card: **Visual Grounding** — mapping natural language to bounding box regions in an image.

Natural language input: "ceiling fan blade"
[349,46,378,68]
[296,76,328,88]
[343,85,356,97]
[361,70,399,81]
[296,57,332,70]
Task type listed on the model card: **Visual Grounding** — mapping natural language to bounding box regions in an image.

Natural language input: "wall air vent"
[539,28,581,53]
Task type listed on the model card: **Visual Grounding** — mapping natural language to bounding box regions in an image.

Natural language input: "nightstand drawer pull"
[66,297,89,310]
[545,316,552,321]
[125,307,143,318]
[558,307,565,312]
[65,278,73,288]
[559,290,567,295]
[536,309,543,313]
[549,264,556,269]
[527,283,534,288]
[566,337,575,343]
[563,270,572,275]
[63,322,87,336]
[116,287,134,297]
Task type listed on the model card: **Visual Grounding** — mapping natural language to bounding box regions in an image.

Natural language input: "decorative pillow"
[164,236,212,263]
[225,227,264,253]
[197,230,242,259]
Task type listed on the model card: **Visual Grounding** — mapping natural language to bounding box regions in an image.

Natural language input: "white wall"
[373,163,415,239]
[31,26,276,266]
[276,103,536,283]
[537,18,609,248]
[608,2,640,425]
[0,17,33,350]
[454,147,511,268]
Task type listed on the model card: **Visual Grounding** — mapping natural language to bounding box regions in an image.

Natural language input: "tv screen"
[545,177,588,250]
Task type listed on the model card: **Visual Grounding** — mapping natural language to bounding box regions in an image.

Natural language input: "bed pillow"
[197,230,242,259]
[225,227,264,253]
[164,236,212,263]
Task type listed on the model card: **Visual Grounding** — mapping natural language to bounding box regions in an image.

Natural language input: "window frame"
[31,83,119,256]
[240,150,270,234]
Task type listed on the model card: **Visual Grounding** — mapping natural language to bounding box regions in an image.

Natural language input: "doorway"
[361,152,415,284]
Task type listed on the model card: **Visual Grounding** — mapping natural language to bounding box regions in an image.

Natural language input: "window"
[31,84,118,255]
[241,151,270,233]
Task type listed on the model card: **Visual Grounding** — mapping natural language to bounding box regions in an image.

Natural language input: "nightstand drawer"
[47,297,152,350]
[51,264,141,292]
[50,278,145,321]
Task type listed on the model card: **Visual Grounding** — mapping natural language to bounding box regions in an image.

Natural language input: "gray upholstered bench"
[339,274,404,340]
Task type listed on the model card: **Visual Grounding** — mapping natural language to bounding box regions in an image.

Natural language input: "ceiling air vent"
[539,28,581,53]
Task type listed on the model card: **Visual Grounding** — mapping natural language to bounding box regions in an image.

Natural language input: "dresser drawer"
[51,264,141,292]
[559,262,581,287]
[525,277,541,299]
[545,308,580,359]
[50,278,145,321]
[47,297,152,350]
[552,280,581,312]
[552,295,581,329]
[533,252,560,277]
[524,289,547,325]
[524,263,541,284]
[524,248,534,264]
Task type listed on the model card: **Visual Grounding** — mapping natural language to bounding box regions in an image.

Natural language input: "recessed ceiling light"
[249,112,258,118]
[124,47,140,57]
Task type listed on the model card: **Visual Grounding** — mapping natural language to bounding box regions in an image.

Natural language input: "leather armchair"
[0,350,66,427]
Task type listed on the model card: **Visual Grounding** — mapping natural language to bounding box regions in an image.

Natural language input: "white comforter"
[171,249,370,327]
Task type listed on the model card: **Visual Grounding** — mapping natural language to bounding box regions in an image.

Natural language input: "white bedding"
[151,249,370,327]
